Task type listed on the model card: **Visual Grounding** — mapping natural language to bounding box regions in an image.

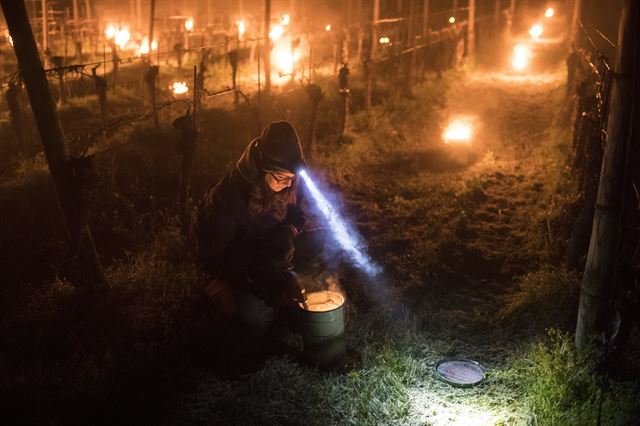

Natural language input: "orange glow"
[280,14,290,26]
[443,117,474,144]
[545,7,554,18]
[171,81,189,95]
[105,24,116,39]
[325,24,332,32]
[269,24,284,41]
[105,25,130,49]
[236,20,247,40]
[184,18,194,32]
[512,43,531,71]
[529,23,543,40]
[379,36,390,44]
[273,46,299,75]
[449,16,456,24]
[138,37,157,55]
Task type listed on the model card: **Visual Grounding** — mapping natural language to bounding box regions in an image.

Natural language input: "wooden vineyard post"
[404,0,416,96]
[263,0,271,96]
[1,0,105,287]
[467,0,475,60]
[173,66,198,239]
[228,50,239,108]
[305,84,323,161]
[5,81,26,152]
[575,0,638,350]
[338,64,350,141]
[365,0,379,111]
[420,0,429,82]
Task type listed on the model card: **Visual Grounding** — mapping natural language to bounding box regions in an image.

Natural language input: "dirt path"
[342,70,565,333]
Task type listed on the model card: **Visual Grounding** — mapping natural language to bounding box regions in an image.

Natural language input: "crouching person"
[194,121,325,339]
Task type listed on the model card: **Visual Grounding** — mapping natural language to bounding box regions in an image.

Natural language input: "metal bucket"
[299,290,346,367]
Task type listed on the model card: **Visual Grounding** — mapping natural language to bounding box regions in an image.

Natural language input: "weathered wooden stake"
[2,0,104,287]
[145,64,160,129]
[305,84,323,160]
[5,81,26,152]
[420,0,429,82]
[338,64,350,140]
[228,50,239,108]
[575,0,638,350]
[404,0,416,96]
[148,0,156,67]
[467,0,475,59]
[173,67,198,238]
[365,0,380,111]
[91,64,108,129]
[263,0,271,96]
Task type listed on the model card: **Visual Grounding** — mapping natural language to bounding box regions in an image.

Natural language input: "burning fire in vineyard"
[442,116,475,145]
[171,81,189,95]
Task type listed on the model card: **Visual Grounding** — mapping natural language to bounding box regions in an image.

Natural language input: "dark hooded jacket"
[194,137,309,282]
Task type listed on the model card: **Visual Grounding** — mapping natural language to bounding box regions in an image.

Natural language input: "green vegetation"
[505,330,640,426]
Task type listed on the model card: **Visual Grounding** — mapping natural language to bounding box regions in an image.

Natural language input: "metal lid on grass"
[435,359,486,387]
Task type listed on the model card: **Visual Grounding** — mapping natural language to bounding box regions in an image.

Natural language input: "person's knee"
[205,278,239,321]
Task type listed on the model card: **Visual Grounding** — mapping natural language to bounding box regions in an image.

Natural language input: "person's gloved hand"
[282,269,308,305]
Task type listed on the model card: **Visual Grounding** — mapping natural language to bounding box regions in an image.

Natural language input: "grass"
[505,330,640,426]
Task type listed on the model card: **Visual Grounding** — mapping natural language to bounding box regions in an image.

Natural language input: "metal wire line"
[578,19,613,74]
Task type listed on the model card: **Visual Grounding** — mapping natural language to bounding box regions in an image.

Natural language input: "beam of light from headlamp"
[299,170,381,276]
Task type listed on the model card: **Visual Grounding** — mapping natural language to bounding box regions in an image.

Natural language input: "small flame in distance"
[236,20,247,40]
[171,81,189,95]
[443,117,474,144]
[529,23,543,40]
[269,24,284,41]
[512,43,531,71]
[184,18,194,32]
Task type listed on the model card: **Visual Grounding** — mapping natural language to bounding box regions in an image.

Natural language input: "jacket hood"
[236,138,264,187]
